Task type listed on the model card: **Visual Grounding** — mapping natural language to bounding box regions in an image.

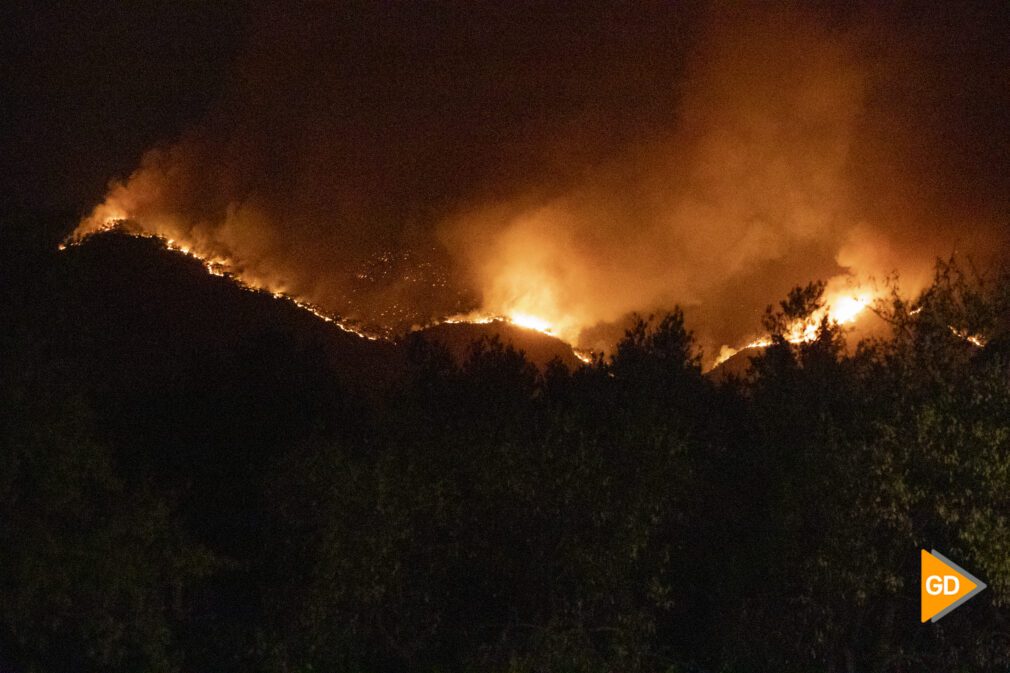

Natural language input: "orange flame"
[713,288,874,368]
[62,222,381,341]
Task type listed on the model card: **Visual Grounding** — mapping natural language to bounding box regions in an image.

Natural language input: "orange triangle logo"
[921,549,987,622]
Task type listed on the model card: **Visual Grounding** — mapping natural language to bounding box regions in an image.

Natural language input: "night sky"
[4,1,245,209]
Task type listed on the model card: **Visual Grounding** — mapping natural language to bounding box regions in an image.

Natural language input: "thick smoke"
[77,3,1010,360]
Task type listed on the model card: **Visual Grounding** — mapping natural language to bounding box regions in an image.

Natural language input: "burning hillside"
[60,226,592,374]
[68,4,1009,369]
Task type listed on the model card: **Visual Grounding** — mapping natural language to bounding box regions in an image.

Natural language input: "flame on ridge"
[712,290,990,369]
[713,289,874,368]
[59,220,987,372]
[440,311,595,363]
[63,217,380,341]
[442,311,556,336]
[63,215,597,361]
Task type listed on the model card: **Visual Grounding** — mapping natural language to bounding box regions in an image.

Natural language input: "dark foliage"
[2,214,1009,672]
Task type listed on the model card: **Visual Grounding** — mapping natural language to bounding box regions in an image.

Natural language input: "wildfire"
[441,311,557,337]
[63,219,380,341]
[712,290,992,369]
[63,217,591,357]
[59,220,991,375]
[437,309,597,363]
[73,209,985,376]
[713,290,874,368]
[949,326,987,348]
[507,312,554,334]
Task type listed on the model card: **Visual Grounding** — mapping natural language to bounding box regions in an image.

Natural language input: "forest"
[2,210,1009,673]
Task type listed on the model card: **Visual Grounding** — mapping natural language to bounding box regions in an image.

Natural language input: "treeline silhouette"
[2,211,1010,673]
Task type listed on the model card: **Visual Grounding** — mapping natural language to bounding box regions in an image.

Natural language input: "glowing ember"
[949,326,987,347]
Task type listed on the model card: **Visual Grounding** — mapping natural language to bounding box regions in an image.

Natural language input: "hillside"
[39,231,587,388]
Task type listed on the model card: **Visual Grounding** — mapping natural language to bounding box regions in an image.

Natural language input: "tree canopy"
[2,216,1009,672]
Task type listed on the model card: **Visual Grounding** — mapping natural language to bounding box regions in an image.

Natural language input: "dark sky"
[3,1,695,211]
[3,0,246,210]
[14,1,1006,212]
[5,2,1010,356]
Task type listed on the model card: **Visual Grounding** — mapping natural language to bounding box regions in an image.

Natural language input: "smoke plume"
[76,3,1010,361]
